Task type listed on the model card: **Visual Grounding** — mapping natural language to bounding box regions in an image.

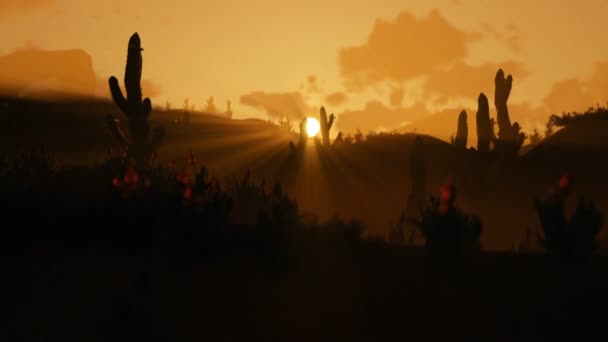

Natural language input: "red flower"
[177,172,189,185]
[184,186,193,200]
[438,183,456,214]
[112,177,122,187]
[188,151,197,167]
[123,167,139,185]
[440,183,455,203]
[559,174,573,192]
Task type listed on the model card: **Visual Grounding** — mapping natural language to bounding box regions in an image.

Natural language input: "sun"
[306,117,321,137]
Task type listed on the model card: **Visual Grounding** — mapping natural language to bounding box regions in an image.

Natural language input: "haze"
[2,0,608,140]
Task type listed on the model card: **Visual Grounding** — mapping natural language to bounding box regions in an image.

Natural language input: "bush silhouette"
[534,175,604,263]
[413,183,482,256]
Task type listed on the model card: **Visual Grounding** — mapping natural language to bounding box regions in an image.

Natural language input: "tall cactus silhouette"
[319,106,335,146]
[493,69,525,155]
[453,110,468,149]
[495,69,513,140]
[476,94,492,153]
[108,33,164,164]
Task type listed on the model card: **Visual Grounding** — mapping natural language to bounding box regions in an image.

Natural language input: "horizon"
[1,0,608,138]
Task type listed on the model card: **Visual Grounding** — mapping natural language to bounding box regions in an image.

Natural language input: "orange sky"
[1,0,608,137]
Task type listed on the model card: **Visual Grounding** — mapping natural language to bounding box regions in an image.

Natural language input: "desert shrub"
[548,104,608,127]
[413,183,482,256]
[0,150,369,271]
[533,175,604,263]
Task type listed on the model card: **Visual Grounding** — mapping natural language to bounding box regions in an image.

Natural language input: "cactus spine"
[476,93,492,153]
[454,110,468,149]
[108,33,164,164]
[319,106,335,146]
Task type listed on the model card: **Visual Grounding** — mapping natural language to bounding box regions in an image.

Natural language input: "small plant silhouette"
[533,175,604,263]
[278,115,293,132]
[411,183,482,256]
[226,99,233,119]
[354,129,364,143]
[529,129,542,145]
[205,96,216,114]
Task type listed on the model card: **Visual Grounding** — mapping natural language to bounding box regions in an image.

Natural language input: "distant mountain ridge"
[0,48,96,97]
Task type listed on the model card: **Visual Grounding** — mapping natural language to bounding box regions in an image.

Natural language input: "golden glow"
[306,117,321,137]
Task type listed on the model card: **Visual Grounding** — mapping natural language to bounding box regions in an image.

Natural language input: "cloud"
[325,92,348,106]
[425,60,528,99]
[141,79,162,98]
[543,61,608,114]
[336,101,430,133]
[338,9,478,89]
[306,75,322,94]
[337,8,528,114]
[481,22,522,52]
[0,0,53,16]
[240,91,313,120]
[389,86,404,107]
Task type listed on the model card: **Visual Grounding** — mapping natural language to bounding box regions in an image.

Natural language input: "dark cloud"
[336,101,430,133]
[0,0,53,16]
[325,92,347,106]
[339,9,478,89]
[425,61,528,99]
[240,91,313,120]
[338,8,528,112]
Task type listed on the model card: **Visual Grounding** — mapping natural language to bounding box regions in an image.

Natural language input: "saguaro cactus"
[319,106,335,146]
[454,110,468,149]
[495,69,514,140]
[108,33,164,164]
[493,69,525,155]
[476,93,492,153]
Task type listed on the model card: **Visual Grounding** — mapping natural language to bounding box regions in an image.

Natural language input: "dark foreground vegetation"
[1,152,607,341]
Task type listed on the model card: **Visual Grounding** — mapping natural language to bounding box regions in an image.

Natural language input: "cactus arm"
[108,76,128,114]
[319,106,333,146]
[142,98,152,119]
